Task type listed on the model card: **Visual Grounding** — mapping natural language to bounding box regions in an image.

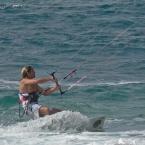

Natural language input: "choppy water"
[0,0,145,144]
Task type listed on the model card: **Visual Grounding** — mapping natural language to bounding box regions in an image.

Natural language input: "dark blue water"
[0,0,145,144]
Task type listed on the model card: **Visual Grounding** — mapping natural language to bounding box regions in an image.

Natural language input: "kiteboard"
[87,116,105,131]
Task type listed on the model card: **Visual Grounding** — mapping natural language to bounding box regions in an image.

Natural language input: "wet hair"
[21,66,34,78]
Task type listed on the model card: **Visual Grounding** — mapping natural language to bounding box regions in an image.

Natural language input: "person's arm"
[24,76,55,85]
[38,76,61,95]
[41,85,59,96]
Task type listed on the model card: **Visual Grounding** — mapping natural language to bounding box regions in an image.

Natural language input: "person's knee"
[39,106,49,117]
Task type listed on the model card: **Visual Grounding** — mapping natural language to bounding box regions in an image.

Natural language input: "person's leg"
[48,108,62,115]
[31,104,42,119]
[39,106,49,117]
[39,106,62,116]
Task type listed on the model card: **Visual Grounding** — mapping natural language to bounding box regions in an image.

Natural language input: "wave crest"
[15,111,90,132]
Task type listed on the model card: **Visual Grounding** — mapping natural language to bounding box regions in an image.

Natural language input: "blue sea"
[0,0,145,144]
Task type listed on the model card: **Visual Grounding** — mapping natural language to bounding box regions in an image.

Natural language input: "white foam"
[0,79,18,90]
[1,111,105,134]
[0,111,90,134]
[105,138,139,145]
[65,80,145,88]
[0,3,23,9]
[14,111,90,133]
[1,124,145,145]
[0,79,18,85]
[11,4,23,8]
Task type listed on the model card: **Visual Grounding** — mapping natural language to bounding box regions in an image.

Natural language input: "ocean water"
[0,0,145,144]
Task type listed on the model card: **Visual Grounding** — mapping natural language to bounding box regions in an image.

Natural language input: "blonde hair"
[21,66,34,78]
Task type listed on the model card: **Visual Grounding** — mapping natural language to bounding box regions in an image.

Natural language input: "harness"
[18,93,40,118]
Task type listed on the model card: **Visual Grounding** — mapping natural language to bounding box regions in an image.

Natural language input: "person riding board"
[19,66,61,119]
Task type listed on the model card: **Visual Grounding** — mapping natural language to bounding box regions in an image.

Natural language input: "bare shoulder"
[20,78,37,85]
